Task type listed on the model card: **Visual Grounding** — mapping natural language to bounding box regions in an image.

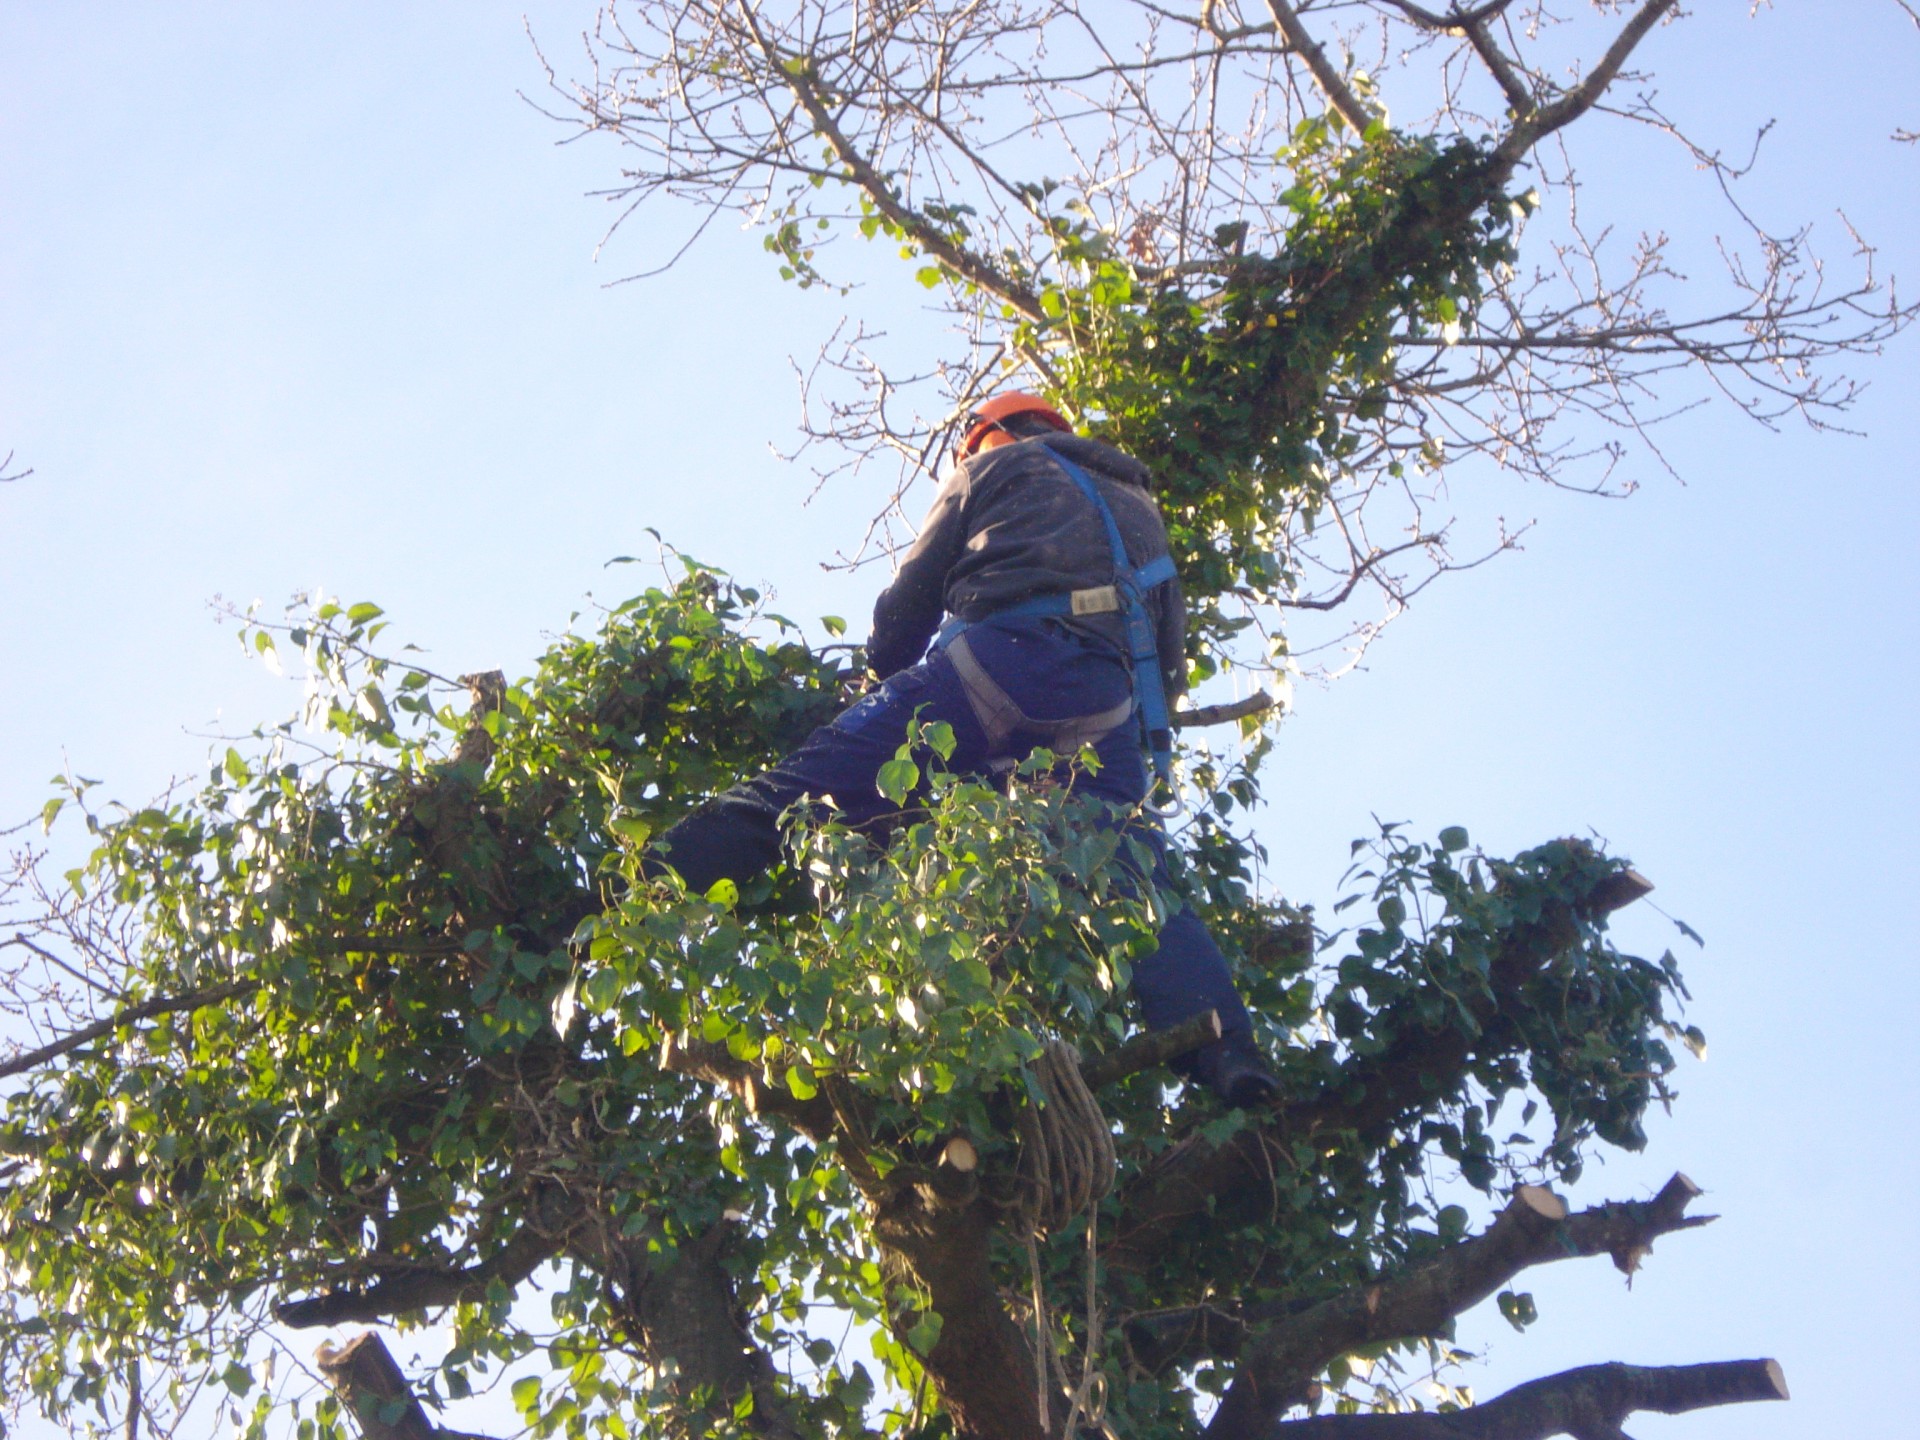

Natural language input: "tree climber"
[651,391,1278,1107]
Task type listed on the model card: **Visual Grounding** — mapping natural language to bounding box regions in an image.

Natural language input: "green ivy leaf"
[906,1309,944,1355]
[923,721,957,762]
[1496,1289,1539,1331]
[876,757,919,806]
[510,1376,541,1413]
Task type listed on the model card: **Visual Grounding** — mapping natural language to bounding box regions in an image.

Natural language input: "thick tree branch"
[659,1025,1056,1436]
[659,1029,841,1140]
[668,1022,1115,1439]
[1463,17,1534,117]
[1265,1358,1786,1438]
[1081,1009,1223,1089]
[1210,1175,1713,1433]
[276,1225,558,1328]
[1381,0,1514,29]
[870,1183,1053,1440]
[573,1214,807,1440]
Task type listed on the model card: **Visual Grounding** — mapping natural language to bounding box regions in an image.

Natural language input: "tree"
[0,4,1902,1439]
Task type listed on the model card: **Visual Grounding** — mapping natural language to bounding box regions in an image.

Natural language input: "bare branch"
[1262,1,1376,133]
[1174,693,1278,729]
[1494,1,1679,173]
[0,978,259,1082]
[730,1,1046,320]
[4,930,125,1001]
[551,1,1910,685]
[1462,14,1534,117]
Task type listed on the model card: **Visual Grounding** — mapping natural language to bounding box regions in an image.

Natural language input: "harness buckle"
[1070,585,1121,616]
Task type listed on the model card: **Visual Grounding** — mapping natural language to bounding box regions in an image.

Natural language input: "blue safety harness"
[935,442,1180,795]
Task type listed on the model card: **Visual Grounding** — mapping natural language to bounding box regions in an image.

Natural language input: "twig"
[1174,693,1276,729]
[1079,1010,1222,1091]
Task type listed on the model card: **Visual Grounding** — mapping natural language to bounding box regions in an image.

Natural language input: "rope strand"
[1013,1038,1117,1435]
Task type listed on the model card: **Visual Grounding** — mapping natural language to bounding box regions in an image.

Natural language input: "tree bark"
[603,1218,805,1440]
[869,1183,1056,1440]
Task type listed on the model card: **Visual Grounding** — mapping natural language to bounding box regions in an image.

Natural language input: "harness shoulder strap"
[1037,443,1179,795]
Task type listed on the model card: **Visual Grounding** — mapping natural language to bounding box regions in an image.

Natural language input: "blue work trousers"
[652,618,1253,1046]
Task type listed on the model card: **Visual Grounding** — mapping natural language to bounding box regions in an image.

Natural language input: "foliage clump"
[0,563,1697,1439]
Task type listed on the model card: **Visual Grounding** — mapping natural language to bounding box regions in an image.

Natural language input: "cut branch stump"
[315,1333,493,1440]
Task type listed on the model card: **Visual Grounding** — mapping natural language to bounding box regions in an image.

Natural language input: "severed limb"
[316,1332,496,1440]
[1206,1176,1714,1436]
[1260,1358,1787,1438]
[1175,694,1277,730]
[1081,1008,1224,1090]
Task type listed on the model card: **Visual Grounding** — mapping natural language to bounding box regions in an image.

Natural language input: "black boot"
[1192,1035,1279,1108]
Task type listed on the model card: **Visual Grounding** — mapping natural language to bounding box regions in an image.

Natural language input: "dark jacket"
[866,433,1188,698]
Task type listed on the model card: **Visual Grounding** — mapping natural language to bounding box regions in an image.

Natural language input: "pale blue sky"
[3,4,1916,1437]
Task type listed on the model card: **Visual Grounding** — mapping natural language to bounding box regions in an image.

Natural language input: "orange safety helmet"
[961,391,1071,456]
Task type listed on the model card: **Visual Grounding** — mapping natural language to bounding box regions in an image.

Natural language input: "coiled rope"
[1014,1039,1116,1237]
